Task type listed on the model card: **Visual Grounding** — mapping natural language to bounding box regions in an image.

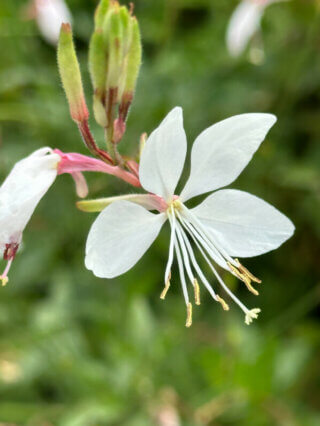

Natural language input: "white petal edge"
[226,0,290,57]
[226,0,264,57]
[180,113,277,202]
[0,147,60,245]
[139,107,187,202]
[36,0,72,46]
[85,200,166,279]
[191,189,295,258]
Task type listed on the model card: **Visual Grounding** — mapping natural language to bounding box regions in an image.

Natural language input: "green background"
[0,0,319,424]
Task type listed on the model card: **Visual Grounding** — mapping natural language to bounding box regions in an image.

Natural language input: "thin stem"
[78,120,113,164]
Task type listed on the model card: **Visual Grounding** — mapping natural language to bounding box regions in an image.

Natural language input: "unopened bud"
[89,30,108,126]
[88,0,142,138]
[113,118,126,144]
[124,17,141,94]
[94,0,110,29]
[57,23,89,123]
[107,7,123,89]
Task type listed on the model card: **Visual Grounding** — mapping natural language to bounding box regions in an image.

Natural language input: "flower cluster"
[0,0,295,327]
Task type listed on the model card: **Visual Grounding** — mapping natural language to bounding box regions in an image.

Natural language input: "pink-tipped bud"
[57,23,89,123]
[113,118,126,144]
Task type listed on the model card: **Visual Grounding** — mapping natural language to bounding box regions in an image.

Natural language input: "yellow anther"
[235,259,262,284]
[160,273,171,300]
[0,277,8,287]
[193,279,201,305]
[172,199,182,211]
[185,303,193,328]
[242,276,259,296]
[227,261,259,296]
[216,295,229,311]
[227,261,243,280]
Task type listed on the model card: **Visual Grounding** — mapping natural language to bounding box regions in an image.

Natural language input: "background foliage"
[0,0,319,424]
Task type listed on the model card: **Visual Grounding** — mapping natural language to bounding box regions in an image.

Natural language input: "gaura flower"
[0,148,60,285]
[226,0,288,58]
[34,0,72,45]
[85,107,295,326]
[0,147,140,286]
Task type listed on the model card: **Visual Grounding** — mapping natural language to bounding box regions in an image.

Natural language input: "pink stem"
[55,150,141,188]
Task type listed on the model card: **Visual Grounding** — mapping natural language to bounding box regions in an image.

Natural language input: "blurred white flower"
[35,0,72,45]
[0,148,60,285]
[226,0,288,58]
[85,107,294,326]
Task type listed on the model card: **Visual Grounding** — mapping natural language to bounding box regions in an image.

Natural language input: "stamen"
[171,217,189,306]
[216,295,230,311]
[185,224,250,315]
[245,308,261,325]
[227,262,259,296]
[175,224,196,285]
[186,302,193,327]
[176,221,218,302]
[164,206,177,284]
[160,272,171,300]
[235,259,262,284]
[181,205,238,267]
[0,259,13,287]
[176,210,227,270]
[175,205,260,323]
[194,279,201,305]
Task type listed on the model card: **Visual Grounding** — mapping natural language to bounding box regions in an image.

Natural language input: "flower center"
[166,196,182,214]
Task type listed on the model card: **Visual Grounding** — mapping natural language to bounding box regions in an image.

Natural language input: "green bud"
[124,17,142,93]
[58,23,89,123]
[119,6,131,53]
[88,1,142,137]
[94,0,110,30]
[89,30,108,126]
[89,30,108,92]
[93,95,108,127]
[107,7,124,89]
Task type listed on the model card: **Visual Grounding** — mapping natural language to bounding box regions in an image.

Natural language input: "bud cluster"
[57,0,142,166]
[89,0,142,148]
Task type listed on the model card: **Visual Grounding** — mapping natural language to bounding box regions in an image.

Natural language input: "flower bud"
[94,0,110,29]
[88,0,142,142]
[89,29,108,127]
[57,23,89,123]
[123,17,141,95]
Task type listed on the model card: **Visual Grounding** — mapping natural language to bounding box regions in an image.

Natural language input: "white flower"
[226,0,288,58]
[0,147,60,285]
[35,0,72,45]
[85,107,294,326]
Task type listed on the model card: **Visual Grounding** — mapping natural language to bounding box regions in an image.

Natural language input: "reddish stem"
[78,120,114,165]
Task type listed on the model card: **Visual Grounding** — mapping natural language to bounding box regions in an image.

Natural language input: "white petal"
[0,147,60,244]
[139,107,187,202]
[192,189,294,258]
[36,0,72,45]
[180,113,276,202]
[226,0,264,57]
[85,201,166,278]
